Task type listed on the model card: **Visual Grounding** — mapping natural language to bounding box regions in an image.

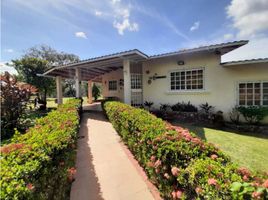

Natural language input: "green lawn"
[173,122,268,173]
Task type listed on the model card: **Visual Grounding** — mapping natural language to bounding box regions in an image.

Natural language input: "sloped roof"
[149,40,248,59]
[43,40,249,81]
[221,58,268,66]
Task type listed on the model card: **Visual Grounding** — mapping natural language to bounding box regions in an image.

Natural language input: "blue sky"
[1,0,268,73]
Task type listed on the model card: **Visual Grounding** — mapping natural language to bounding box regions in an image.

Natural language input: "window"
[108,80,117,91]
[238,81,268,106]
[131,74,142,89]
[170,68,204,91]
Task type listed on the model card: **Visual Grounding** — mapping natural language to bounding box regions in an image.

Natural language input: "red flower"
[208,178,217,186]
[67,167,77,182]
[262,179,268,188]
[155,168,160,174]
[171,167,180,176]
[26,183,35,191]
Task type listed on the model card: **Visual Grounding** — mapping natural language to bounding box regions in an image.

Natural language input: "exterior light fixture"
[177,60,184,65]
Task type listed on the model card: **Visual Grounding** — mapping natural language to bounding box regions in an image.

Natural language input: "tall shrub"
[104,102,268,199]
[0,72,37,139]
[0,99,81,200]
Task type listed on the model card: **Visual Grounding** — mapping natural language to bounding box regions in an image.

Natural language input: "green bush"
[104,101,268,199]
[238,106,268,124]
[0,99,81,200]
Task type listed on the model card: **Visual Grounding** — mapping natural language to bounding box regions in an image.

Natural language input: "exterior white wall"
[142,52,268,123]
[101,69,124,101]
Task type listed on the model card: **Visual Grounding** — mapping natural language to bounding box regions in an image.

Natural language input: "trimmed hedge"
[0,99,81,200]
[104,101,268,200]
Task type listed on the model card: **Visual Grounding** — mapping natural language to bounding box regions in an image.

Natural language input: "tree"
[92,83,101,100]
[12,58,54,103]
[24,45,79,66]
[0,72,37,139]
[10,45,80,102]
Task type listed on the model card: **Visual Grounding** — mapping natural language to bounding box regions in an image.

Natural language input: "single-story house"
[43,40,268,122]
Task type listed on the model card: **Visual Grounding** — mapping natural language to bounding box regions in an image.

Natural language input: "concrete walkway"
[70,105,156,200]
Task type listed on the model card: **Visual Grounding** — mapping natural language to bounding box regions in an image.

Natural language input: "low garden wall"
[104,101,268,199]
[0,99,81,200]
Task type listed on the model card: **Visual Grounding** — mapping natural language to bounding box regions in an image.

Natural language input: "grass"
[46,97,88,108]
[173,122,268,173]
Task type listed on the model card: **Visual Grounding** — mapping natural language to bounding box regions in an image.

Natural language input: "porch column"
[56,76,63,104]
[123,59,131,104]
[75,68,81,98]
[88,80,93,104]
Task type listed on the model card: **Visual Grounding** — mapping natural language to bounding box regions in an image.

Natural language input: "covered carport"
[43,49,148,105]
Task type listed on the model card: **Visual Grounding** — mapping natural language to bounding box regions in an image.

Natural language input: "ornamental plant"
[0,99,81,200]
[104,101,268,200]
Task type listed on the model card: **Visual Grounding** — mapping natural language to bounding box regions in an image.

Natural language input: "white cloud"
[190,21,200,32]
[75,31,87,39]
[4,49,14,53]
[0,62,18,75]
[95,10,102,16]
[113,19,139,35]
[226,0,268,38]
[223,33,234,40]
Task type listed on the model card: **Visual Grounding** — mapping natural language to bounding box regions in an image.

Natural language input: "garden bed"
[104,101,268,200]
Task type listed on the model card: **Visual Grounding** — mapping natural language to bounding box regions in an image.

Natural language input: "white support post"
[123,59,131,105]
[75,68,81,98]
[56,76,63,104]
[88,80,93,104]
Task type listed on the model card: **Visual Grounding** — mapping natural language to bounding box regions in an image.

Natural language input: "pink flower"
[262,179,268,188]
[176,190,183,199]
[155,168,160,174]
[150,155,156,162]
[195,187,202,194]
[164,173,170,179]
[154,159,162,168]
[171,191,177,199]
[208,178,217,186]
[243,175,249,181]
[210,154,218,160]
[252,191,262,199]
[171,167,180,176]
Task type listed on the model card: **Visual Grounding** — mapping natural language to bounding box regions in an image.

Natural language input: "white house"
[43,40,268,121]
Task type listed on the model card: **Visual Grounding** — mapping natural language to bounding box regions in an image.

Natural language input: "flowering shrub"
[0,99,81,200]
[104,101,268,199]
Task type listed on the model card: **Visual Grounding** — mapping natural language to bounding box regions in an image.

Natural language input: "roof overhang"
[149,40,248,60]
[43,40,251,81]
[221,58,268,67]
[43,49,148,81]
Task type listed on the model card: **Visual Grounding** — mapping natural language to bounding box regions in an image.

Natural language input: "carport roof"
[43,40,249,81]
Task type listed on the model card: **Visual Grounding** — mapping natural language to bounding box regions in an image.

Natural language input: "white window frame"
[237,81,268,106]
[108,80,118,91]
[169,67,205,92]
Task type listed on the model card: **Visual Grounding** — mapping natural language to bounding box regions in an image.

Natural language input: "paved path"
[70,108,155,200]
